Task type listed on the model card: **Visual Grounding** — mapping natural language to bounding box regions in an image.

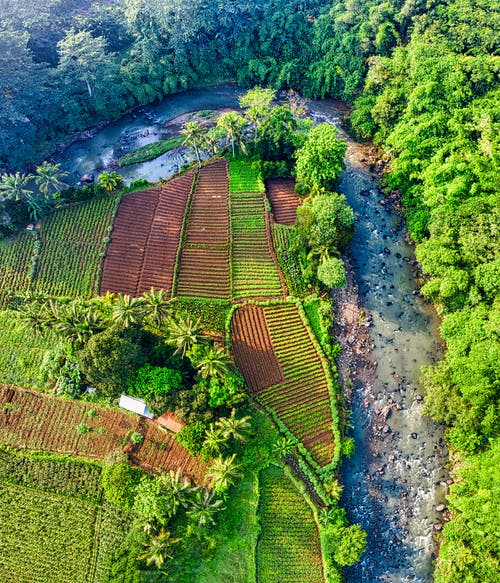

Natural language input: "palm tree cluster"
[0,162,68,221]
[134,468,225,571]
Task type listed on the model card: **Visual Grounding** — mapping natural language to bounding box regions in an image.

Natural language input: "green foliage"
[228,159,265,193]
[127,363,182,403]
[256,464,324,583]
[177,420,208,456]
[173,298,230,336]
[294,124,347,191]
[207,370,246,408]
[435,437,500,583]
[317,258,347,289]
[118,137,184,167]
[78,324,145,397]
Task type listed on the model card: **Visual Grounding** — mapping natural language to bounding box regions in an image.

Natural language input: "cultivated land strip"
[265,178,301,226]
[0,385,206,483]
[231,303,336,467]
[101,173,193,297]
[176,159,231,300]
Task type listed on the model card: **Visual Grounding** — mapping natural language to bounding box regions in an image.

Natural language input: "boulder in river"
[80,173,95,184]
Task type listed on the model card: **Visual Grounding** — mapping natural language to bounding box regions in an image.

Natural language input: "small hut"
[119,395,154,419]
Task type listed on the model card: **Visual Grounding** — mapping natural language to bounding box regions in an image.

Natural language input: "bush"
[101,452,139,509]
[177,420,208,455]
[126,364,182,403]
[207,371,246,408]
[317,258,347,289]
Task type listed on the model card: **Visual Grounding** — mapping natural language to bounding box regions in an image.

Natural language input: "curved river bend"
[56,87,448,583]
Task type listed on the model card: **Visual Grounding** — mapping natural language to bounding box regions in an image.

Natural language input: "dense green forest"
[1,0,498,581]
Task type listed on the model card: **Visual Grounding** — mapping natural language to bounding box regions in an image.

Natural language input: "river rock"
[411,433,418,439]
[436,504,446,512]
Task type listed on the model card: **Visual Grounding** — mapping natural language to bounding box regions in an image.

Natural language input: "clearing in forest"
[101,172,194,297]
[0,449,132,583]
[256,464,324,583]
[265,178,301,226]
[0,385,206,483]
[176,159,231,300]
[229,160,284,299]
[231,303,336,467]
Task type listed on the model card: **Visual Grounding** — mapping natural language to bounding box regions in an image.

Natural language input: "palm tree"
[204,127,224,157]
[180,121,206,167]
[34,162,68,197]
[142,288,171,329]
[195,344,230,380]
[323,478,344,501]
[167,314,206,358]
[0,172,33,201]
[159,469,193,517]
[187,489,224,527]
[272,436,296,458]
[54,302,106,346]
[98,171,123,193]
[215,409,252,442]
[112,293,145,328]
[216,112,248,157]
[202,425,228,456]
[137,528,180,569]
[207,454,243,492]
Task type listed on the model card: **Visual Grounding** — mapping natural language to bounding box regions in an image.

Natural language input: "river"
[55,87,447,583]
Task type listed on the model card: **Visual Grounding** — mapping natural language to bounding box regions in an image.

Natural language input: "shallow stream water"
[55,88,447,582]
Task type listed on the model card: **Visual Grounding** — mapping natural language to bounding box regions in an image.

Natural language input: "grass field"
[256,464,324,583]
[0,449,133,583]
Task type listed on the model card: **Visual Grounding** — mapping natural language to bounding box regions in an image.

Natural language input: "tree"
[186,489,224,527]
[167,315,206,358]
[333,524,367,566]
[294,123,347,191]
[317,257,347,289]
[137,528,180,569]
[181,121,206,167]
[215,409,252,442]
[143,288,172,329]
[0,172,33,201]
[216,111,248,157]
[112,294,145,328]
[272,436,296,458]
[98,171,123,193]
[202,425,228,457]
[34,162,68,197]
[193,344,231,380]
[207,454,242,492]
[101,451,138,509]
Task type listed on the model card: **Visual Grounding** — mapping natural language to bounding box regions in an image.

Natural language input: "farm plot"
[230,305,284,392]
[265,178,301,226]
[231,192,284,299]
[137,172,194,296]
[0,450,133,583]
[0,231,36,295]
[231,303,336,467]
[176,159,230,300]
[130,420,208,484]
[256,464,324,583]
[228,159,265,193]
[0,385,207,481]
[34,196,119,297]
[261,304,336,466]
[100,188,161,295]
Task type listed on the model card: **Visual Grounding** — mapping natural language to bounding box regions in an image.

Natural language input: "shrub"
[101,452,139,509]
[126,364,182,404]
[177,420,208,455]
[317,258,347,289]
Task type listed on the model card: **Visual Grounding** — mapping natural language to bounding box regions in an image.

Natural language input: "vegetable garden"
[34,196,119,297]
[0,231,36,296]
[229,161,284,299]
[0,449,133,583]
[176,159,231,300]
[265,178,301,226]
[256,464,324,583]
[0,385,206,483]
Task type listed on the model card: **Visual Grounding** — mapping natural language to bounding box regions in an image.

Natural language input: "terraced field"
[231,192,284,299]
[256,464,324,583]
[265,178,301,226]
[0,385,206,483]
[176,159,231,300]
[101,172,193,297]
[231,303,336,467]
[0,231,36,295]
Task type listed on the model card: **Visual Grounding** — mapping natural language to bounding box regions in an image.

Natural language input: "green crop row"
[0,230,38,296]
[228,159,265,193]
[33,196,120,297]
[256,464,324,583]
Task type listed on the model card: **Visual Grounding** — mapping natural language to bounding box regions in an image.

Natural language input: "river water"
[55,87,447,582]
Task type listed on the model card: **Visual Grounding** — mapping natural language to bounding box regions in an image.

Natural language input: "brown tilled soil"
[100,172,194,297]
[0,385,207,484]
[265,178,302,226]
[230,305,284,392]
[176,159,231,299]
